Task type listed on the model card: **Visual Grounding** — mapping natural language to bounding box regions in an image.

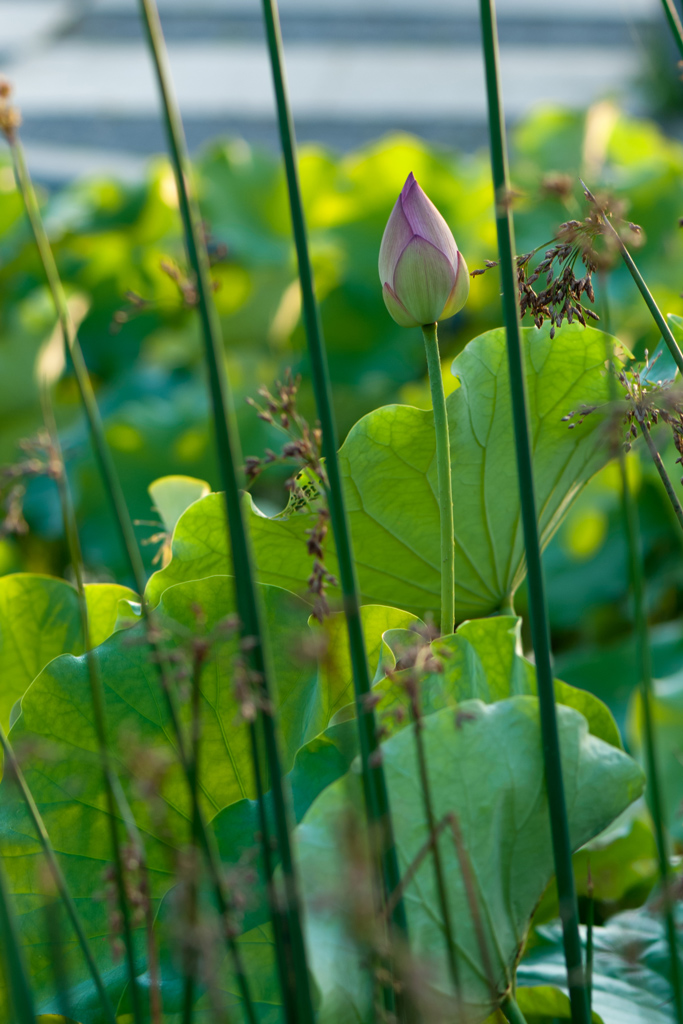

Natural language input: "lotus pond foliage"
[2,2,683,1022]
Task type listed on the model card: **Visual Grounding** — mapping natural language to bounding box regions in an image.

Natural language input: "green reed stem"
[638,419,683,531]
[0,720,117,1023]
[10,126,257,1024]
[592,204,683,378]
[41,388,144,1024]
[619,448,683,1022]
[659,0,683,59]
[108,775,164,1024]
[137,4,315,1020]
[410,711,459,995]
[182,642,208,1024]
[259,0,408,944]
[585,895,594,1013]
[601,287,683,1022]
[500,994,529,1024]
[479,2,589,1022]
[422,323,455,635]
[600,244,683,1020]
[248,722,299,1024]
[0,856,35,1024]
[45,894,73,1022]
[10,136,147,589]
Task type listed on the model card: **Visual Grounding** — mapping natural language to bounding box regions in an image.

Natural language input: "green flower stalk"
[379,173,469,635]
[0,858,35,1024]
[478,1,589,1021]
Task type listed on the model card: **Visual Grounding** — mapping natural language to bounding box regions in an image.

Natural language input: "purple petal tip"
[401,172,417,201]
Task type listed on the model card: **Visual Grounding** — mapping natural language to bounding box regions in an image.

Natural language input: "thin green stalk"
[447,813,497,1004]
[478,2,589,1022]
[258,0,408,944]
[500,994,529,1024]
[0,721,116,1024]
[585,865,594,1015]
[422,323,455,635]
[45,895,73,1022]
[108,776,164,1024]
[589,197,683,378]
[9,123,257,1024]
[600,286,683,1022]
[585,902,594,1013]
[136,4,315,1021]
[638,418,683,531]
[247,722,299,1024]
[0,855,35,1024]
[618,452,683,1022]
[182,645,206,1024]
[410,708,459,996]
[659,0,683,59]
[42,388,144,1024]
[10,135,147,590]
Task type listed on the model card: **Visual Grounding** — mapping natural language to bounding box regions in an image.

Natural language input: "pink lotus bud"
[379,173,469,328]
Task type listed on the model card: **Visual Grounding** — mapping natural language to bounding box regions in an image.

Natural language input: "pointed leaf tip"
[401,172,417,201]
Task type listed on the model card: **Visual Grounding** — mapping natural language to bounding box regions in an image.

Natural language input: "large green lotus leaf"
[0,573,136,730]
[532,802,658,930]
[372,615,622,749]
[146,322,617,620]
[0,591,411,1021]
[110,725,358,1024]
[517,907,680,1023]
[628,671,683,843]
[295,697,644,1023]
[0,575,318,1022]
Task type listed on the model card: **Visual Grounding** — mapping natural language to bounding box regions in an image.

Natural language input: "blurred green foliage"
[4,101,683,693]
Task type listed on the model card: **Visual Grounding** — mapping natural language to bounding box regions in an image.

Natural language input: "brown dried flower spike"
[472,188,643,338]
[0,78,21,142]
[246,371,337,619]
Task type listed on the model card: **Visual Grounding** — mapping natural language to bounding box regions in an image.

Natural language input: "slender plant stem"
[258,0,408,947]
[659,0,683,58]
[247,722,299,1024]
[603,286,683,1021]
[107,773,165,1024]
[585,876,594,1014]
[137,4,315,1021]
[9,124,257,1024]
[638,419,683,531]
[10,136,147,588]
[42,387,144,1024]
[479,2,589,1022]
[0,856,35,1024]
[409,704,459,995]
[422,323,455,635]
[447,813,498,1003]
[0,723,117,1023]
[618,446,683,1022]
[590,201,683,378]
[182,645,206,1024]
[500,993,529,1024]
[45,894,73,1022]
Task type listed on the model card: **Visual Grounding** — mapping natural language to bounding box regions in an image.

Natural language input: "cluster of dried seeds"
[0,431,63,538]
[472,192,643,338]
